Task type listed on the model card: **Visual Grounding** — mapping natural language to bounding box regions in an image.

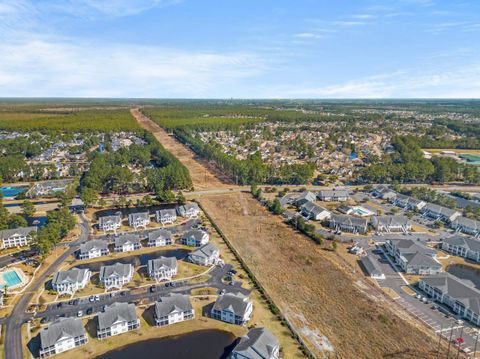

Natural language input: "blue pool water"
[0,186,28,197]
[1,270,22,288]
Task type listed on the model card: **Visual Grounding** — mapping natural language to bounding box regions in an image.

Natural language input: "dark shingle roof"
[212,292,251,317]
[148,256,177,272]
[80,240,108,253]
[0,226,37,240]
[40,317,85,349]
[98,302,138,330]
[154,294,193,318]
[233,328,279,359]
[52,268,89,286]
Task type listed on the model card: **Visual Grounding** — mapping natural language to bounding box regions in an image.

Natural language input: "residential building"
[359,256,385,280]
[128,212,150,229]
[114,235,141,253]
[392,194,426,211]
[155,208,177,225]
[39,318,88,358]
[177,203,200,218]
[442,236,480,263]
[293,191,316,207]
[0,226,37,248]
[211,292,253,325]
[27,179,72,198]
[421,203,461,223]
[370,215,412,234]
[300,202,331,221]
[279,193,297,208]
[188,243,220,266]
[419,273,480,326]
[372,185,397,200]
[147,229,172,247]
[99,263,133,290]
[180,229,209,247]
[98,214,122,233]
[328,215,368,234]
[78,240,109,260]
[337,204,353,214]
[231,327,280,359]
[385,239,441,275]
[154,294,194,327]
[317,189,349,202]
[147,256,178,281]
[97,302,140,339]
[451,217,480,237]
[52,268,91,296]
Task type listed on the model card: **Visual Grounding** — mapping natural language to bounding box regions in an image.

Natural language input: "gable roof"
[190,243,219,259]
[452,217,480,230]
[148,229,172,241]
[128,212,150,221]
[182,229,207,241]
[114,235,141,247]
[300,201,329,216]
[423,203,460,217]
[394,194,423,206]
[156,208,177,217]
[330,214,368,228]
[233,328,279,359]
[98,302,137,329]
[52,268,89,286]
[421,272,480,316]
[99,215,122,226]
[148,256,177,272]
[99,263,132,279]
[40,317,85,349]
[359,256,383,277]
[154,293,193,318]
[295,191,316,204]
[318,189,349,198]
[0,226,37,240]
[371,215,410,228]
[212,292,251,317]
[80,239,108,253]
[444,236,480,252]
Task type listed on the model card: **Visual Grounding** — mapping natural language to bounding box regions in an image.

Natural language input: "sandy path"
[130,108,232,191]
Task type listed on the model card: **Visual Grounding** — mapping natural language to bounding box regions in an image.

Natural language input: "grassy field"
[199,193,442,358]
[0,109,140,132]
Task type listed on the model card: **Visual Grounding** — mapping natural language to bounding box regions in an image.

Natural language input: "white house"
[391,194,426,211]
[147,229,173,247]
[189,243,220,266]
[421,203,461,223]
[300,202,331,221]
[211,292,253,326]
[154,294,194,327]
[317,189,349,202]
[155,209,177,225]
[0,226,37,249]
[98,215,122,233]
[147,256,178,281]
[78,240,109,260]
[177,203,200,219]
[114,235,141,253]
[231,327,280,359]
[442,236,480,263]
[420,273,480,326]
[451,217,480,237]
[97,302,140,339]
[385,239,441,275]
[328,215,368,234]
[180,229,209,247]
[293,191,316,207]
[359,255,385,280]
[371,185,397,200]
[128,212,150,229]
[52,268,91,296]
[370,215,411,234]
[99,263,133,290]
[39,318,88,358]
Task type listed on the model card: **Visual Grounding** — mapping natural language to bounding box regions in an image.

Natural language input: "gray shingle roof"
[300,202,329,217]
[99,263,132,280]
[294,191,316,204]
[98,302,137,330]
[190,243,219,259]
[99,215,121,226]
[233,328,279,359]
[359,256,383,277]
[40,317,86,349]
[156,208,176,218]
[423,203,460,217]
[148,229,171,242]
[182,229,207,242]
[128,212,150,221]
[148,256,177,272]
[212,292,251,317]
[52,268,89,286]
[452,217,480,231]
[330,214,368,228]
[444,236,480,252]
[80,240,108,253]
[0,226,37,240]
[371,215,410,228]
[178,203,199,214]
[154,293,192,318]
[114,235,141,247]
[422,273,480,316]
[394,194,423,206]
[318,189,349,198]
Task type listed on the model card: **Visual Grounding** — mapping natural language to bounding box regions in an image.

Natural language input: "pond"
[0,186,29,198]
[74,248,190,272]
[96,330,237,359]
[446,264,480,290]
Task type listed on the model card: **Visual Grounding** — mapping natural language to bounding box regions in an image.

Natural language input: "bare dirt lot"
[199,193,442,359]
[131,108,231,191]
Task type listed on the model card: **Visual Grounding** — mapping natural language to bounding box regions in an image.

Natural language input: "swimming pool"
[1,270,22,288]
[351,206,374,217]
[0,186,28,198]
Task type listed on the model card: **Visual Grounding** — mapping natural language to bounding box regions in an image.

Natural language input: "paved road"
[3,214,90,359]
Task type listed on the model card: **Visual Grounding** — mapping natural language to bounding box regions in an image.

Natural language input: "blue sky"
[0,0,479,98]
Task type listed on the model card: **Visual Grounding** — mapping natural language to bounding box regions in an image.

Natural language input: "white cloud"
[0,39,267,97]
[294,32,324,39]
